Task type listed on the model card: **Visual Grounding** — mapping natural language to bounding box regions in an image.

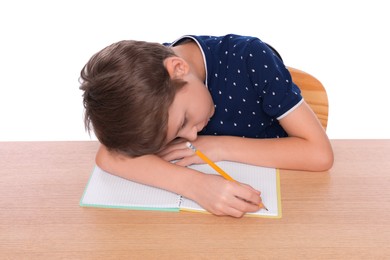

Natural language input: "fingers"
[238,183,261,197]
[160,147,193,162]
[211,195,261,218]
[214,182,262,218]
[157,140,205,165]
[232,197,261,216]
[228,183,263,216]
[191,174,264,218]
[174,155,200,167]
[157,141,192,161]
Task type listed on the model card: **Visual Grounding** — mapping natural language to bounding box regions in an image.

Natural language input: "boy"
[80,34,333,218]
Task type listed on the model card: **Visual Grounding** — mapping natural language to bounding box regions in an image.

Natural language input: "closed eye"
[181,117,187,129]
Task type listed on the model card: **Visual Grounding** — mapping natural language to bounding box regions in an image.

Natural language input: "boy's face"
[166,75,215,144]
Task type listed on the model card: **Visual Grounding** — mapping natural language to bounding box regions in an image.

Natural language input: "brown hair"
[80,40,186,156]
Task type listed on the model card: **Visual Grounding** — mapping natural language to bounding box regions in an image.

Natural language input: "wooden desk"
[1,140,390,259]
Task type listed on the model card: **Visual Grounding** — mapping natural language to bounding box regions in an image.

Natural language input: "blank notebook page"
[81,166,181,210]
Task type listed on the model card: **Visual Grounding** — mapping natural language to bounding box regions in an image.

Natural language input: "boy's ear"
[164,56,189,79]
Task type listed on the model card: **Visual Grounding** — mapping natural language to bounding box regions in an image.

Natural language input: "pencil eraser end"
[186,142,195,151]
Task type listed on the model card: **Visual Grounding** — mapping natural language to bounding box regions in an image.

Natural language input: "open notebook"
[80,161,282,218]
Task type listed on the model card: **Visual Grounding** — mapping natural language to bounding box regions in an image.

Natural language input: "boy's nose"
[185,126,198,141]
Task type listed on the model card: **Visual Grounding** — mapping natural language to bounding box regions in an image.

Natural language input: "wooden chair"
[287,67,329,130]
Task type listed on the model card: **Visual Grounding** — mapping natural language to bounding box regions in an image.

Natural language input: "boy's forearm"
[217,102,333,171]
[95,145,204,198]
[218,135,333,171]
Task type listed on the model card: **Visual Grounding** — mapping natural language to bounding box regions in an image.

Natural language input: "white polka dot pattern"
[169,34,303,139]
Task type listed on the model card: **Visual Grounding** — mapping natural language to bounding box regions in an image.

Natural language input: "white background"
[1,0,389,141]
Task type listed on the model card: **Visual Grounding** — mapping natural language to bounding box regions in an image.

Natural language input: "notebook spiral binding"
[177,195,184,207]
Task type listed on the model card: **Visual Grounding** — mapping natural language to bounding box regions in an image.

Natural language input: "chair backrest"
[287,67,329,130]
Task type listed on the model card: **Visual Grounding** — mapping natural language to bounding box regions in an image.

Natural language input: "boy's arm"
[159,101,334,171]
[96,145,192,195]
[95,145,262,217]
[219,101,334,171]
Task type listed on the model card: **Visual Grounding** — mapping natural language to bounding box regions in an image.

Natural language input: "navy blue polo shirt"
[169,34,303,138]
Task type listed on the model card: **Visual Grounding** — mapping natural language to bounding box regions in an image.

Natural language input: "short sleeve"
[245,39,302,119]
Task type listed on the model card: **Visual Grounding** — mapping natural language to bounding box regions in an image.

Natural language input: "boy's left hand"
[157,136,222,166]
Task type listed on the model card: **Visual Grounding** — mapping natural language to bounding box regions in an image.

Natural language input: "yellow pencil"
[186,142,268,211]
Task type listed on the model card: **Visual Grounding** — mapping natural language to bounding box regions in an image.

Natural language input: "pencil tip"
[259,203,268,211]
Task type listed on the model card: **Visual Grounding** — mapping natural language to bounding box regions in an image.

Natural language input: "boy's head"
[79,40,186,156]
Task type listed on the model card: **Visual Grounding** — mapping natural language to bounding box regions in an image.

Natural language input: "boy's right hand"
[189,173,262,218]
